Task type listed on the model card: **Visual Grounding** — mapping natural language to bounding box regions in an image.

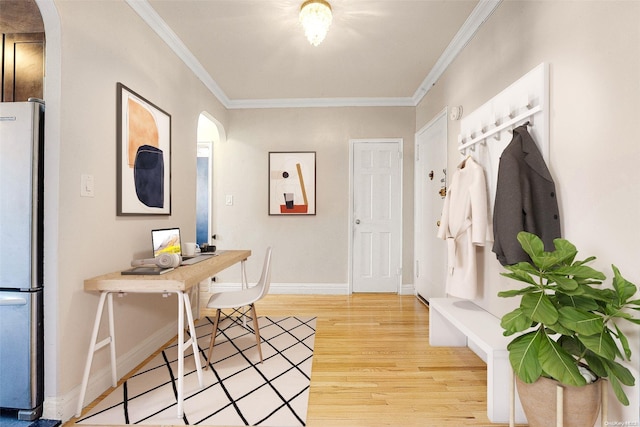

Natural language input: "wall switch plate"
[81,174,94,197]
[225,195,233,206]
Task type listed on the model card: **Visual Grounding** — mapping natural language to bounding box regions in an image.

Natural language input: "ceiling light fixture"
[299,0,332,46]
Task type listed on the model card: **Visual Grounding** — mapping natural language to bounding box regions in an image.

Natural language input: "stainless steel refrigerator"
[0,100,45,421]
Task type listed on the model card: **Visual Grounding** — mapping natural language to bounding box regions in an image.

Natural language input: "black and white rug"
[78,315,316,426]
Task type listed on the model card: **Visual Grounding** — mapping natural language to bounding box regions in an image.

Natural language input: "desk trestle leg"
[176,291,204,418]
[76,291,204,420]
[76,292,117,418]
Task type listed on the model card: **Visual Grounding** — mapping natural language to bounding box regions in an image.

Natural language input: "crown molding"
[227,96,416,109]
[128,0,501,110]
[412,0,502,105]
[125,0,231,108]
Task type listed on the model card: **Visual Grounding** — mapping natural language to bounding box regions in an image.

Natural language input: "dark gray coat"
[492,125,561,265]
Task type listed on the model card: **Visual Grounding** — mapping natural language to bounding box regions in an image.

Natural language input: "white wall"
[416,0,640,421]
[213,107,415,286]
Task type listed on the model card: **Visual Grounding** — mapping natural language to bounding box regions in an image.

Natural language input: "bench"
[428,297,526,424]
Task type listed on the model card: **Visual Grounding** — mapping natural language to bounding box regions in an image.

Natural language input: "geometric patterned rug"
[77,315,316,426]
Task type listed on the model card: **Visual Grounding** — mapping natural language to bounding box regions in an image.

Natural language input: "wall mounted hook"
[524,94,533,109]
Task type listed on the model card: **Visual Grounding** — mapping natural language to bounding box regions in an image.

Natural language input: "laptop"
[151,227,215,266]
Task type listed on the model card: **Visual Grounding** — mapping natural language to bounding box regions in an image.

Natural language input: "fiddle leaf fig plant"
[499,231,640,405]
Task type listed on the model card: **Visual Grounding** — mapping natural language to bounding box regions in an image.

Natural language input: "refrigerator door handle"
[0,296,27,306]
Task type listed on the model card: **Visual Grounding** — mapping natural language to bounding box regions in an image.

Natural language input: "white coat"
[437,157,489,299]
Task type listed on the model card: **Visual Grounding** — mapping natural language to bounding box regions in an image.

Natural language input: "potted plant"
[499,231,640,426]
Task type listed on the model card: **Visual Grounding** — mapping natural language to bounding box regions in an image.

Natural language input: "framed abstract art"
[268,151,316,215]
[116,83,171,215]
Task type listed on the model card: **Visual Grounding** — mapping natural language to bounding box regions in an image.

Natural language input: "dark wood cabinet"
[2,32,45,102]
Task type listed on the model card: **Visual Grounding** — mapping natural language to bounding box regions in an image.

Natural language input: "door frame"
[348,138,403,294]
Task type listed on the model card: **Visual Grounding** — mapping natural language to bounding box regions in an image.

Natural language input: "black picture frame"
[116,83,171,215]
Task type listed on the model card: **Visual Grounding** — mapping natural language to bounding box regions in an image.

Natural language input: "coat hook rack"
[457,104,542,153]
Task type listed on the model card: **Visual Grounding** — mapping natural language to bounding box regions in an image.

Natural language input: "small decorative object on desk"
[121,266,174,275]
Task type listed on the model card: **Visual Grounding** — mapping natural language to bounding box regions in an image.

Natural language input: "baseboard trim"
[400,283,416,295]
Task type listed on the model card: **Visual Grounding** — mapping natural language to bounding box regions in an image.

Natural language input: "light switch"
[225,195,233,206]
[81,174,94,197]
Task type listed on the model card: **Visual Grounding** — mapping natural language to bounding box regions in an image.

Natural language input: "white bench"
[428,297,526,424]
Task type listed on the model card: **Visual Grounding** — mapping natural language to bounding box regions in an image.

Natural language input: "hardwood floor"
[67,294,524,427]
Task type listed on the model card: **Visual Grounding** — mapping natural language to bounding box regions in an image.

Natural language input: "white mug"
[183,242,196,257]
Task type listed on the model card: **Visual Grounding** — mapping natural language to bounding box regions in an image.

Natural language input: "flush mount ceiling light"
[299,0,332,46]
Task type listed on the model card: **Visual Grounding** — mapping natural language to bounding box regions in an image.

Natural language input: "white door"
[351,139,402,293]
[414,110,447,301]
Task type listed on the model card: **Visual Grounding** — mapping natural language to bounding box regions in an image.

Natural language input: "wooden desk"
[76,250,251,419]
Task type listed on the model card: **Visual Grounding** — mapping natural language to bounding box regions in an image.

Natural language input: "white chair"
[204,247,272,365]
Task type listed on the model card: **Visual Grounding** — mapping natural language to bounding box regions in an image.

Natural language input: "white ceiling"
[135,0,500,108]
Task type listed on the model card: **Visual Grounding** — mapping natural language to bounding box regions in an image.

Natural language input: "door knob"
[355,219,361,224]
